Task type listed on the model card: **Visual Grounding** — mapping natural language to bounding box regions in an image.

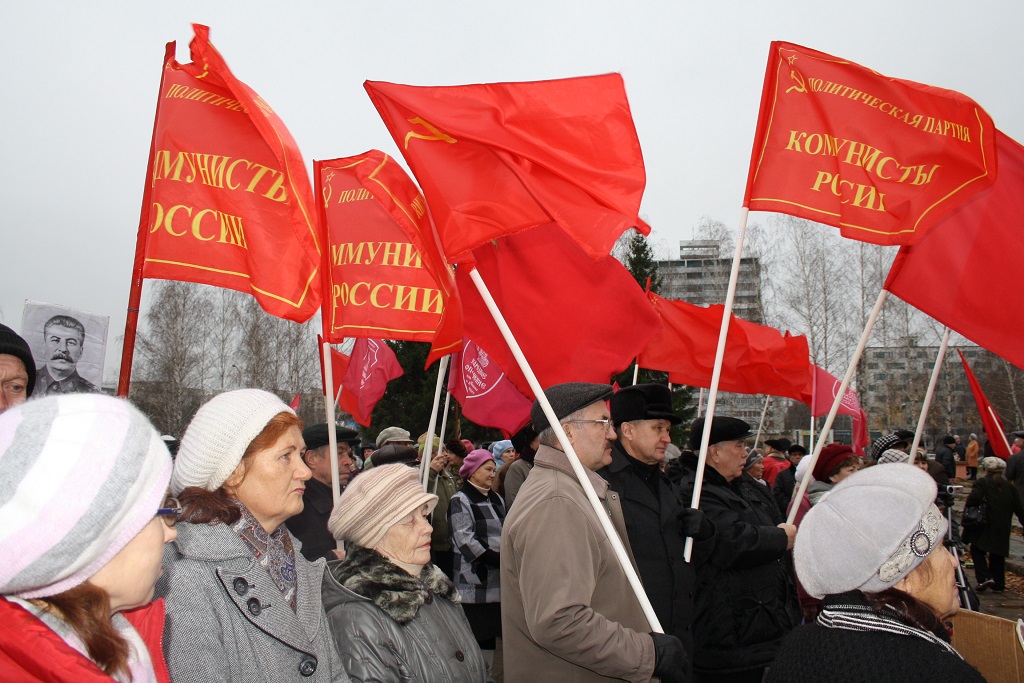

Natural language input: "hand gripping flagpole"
[467,266,663,633]
[910,328,952,458]
[420,355,450,489]
[787,288,889,525]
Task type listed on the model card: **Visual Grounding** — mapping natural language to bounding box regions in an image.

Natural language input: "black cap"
[788,443,808,456]
[531,382,614,431]
[0,324,35,397]
[765,437,792,451]
[688,416,754,451]
[302,423,360,451]
[942,435,957,445]
[894,429,915,442]
[370,444,419,467]
[610,384,681,426]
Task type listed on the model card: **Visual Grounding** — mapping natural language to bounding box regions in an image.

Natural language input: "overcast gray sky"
[3,0,1022,382]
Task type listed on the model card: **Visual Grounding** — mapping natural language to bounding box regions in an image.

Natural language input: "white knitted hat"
[0,394,171,598]
[328,464,437,548]
[172,389,293,494]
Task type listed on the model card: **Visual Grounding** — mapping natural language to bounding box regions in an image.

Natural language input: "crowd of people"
[0,321,1018,682]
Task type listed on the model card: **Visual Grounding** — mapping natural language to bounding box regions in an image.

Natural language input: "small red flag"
[288,393,301,411]
[338,338,404,427]
[806,365,869,455]
[314,151,462,365]
[364,75,648,263]
[317,334,349,399]
[455,223,662,398]
[448,339,532,434]
[885,131,1024,371]
[745,42,997,245]
[639,293,811,402]
[140,25,320,320]
[957,349,1011,459]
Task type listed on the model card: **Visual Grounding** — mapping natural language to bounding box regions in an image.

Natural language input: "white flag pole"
[910,328,951,458]
[697,388,705,418]
[321,340,343,513]
[754,396,771,449]
[787,288,889,525]
[632,360,640,385]
[684,207,751,562]
[467,266,662,633]
[431,389,452,498]
[420,355,450,489]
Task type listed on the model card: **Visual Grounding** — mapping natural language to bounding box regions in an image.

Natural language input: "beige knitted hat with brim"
[328,463,438,548]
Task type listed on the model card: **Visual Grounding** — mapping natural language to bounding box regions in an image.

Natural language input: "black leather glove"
[650,632,687,683]
[479,549,500,567]
[678,507,712,540]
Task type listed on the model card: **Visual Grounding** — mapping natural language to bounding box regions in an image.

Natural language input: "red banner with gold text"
[745,41,997,246]
[140,25,320,321]
[315,151,461,362]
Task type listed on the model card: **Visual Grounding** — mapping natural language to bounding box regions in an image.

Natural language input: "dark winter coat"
[736,472,784,524]
[680,465,800,675]
[962,472,1024,556]
[285,477,337,562]
[934,444,957,479]
[772,465,796,518]
[322,546,491,683]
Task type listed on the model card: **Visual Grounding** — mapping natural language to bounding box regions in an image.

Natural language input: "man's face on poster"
[44,324,84,373]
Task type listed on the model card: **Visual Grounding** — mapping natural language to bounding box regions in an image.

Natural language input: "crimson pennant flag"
[957,349,1011,459]
[138,25,321,320]
[448,339,532,434]
[364,75,648,263]
[338,338,404,427]
[315,151,462,366]
[639,293,811,401]
[745,41,997,245]
[806,365,870,455]
[885,131,1024,370]
[288,393,301,411]
[455,223,662,397]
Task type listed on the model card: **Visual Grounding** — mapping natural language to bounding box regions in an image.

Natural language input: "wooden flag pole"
[910,328,952,458]
[467,266,662,633]
[420,355,450,489]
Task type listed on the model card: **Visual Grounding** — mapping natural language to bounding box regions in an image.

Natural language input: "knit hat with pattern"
[328,463,438,548]
[172,389,293,494]
[0,394,172,598]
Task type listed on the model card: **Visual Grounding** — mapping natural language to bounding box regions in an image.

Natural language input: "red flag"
[337,338,404,427]
[139,25,321,320]
[288,393,301,411]
[639,293,811,402]
[885,131,1024,370]
[448,339,532,434]
[364,75,648,263]
[806,365,869,455]
[745,41,997,245]
[317,334,349,398]
[456,223,662,397]
[957,349,1011,459]
[315,151,462,365]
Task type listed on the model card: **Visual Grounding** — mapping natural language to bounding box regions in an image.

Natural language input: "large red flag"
[885,131,1024,370]
[806,364,870,455]
[639,293,811,402]
[139,25,320,320]
[315,151,462,364]
[456,223,662,398]
[745,41,997,245]
[957,349,1011,459]
[364,75,648,263]
[448,339,532,434]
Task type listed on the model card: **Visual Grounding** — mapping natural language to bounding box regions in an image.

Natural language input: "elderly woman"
[158,389,348,682]
[736,451,784,524]
[0,394,176,682]
[767,464,985,682]
[964,456,1024,593]
[324,464,490,682]
[448,449,506,671]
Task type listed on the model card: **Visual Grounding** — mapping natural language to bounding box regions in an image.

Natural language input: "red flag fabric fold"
[957,349,1011,459]
[364,75,648,264]
[806,365,870,455]
[885,131,1024,371]
[317,335,403,427]
[448,339,532,434]
[745,41,997,245]
[141,25,320,320]
[456,223,662,398]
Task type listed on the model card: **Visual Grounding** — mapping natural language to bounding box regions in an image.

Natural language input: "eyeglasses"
[157,495,182,527]
[569,418,614,429]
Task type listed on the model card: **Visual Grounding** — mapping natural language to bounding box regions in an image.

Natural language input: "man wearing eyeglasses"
[501,382,687,683]
[599,384,714,683]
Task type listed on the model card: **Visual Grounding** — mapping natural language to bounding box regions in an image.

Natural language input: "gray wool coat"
[156,521,350,683]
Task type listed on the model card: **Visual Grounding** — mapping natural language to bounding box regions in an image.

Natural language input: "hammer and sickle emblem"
[403,117,457,149]
[785,69,807,94]
[322,184,332,208]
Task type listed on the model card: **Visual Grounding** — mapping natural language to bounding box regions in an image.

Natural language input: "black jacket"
[679,464,800,675]
[285,477,336,562]
[934,445,957,478]
[772,465,796,516]
[598,442,713,670]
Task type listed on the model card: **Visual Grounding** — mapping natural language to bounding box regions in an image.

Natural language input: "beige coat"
[500,445,657,683]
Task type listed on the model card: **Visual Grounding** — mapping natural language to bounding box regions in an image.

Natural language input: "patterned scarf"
[230,500,298,611]
[817,601,961,659]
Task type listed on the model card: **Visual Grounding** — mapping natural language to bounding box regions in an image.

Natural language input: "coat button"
[455,650,465,662]
[233,578,249,596]
[246,598,262,616]
[298,656,317,676]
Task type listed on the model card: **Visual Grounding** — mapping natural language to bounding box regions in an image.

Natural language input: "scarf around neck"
[230,500,298,611]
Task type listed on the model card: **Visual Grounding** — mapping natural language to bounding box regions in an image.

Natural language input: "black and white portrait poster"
[21,300,108,396]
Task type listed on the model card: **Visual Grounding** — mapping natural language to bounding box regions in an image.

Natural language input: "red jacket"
[761,455,790,486]
[0,596,171,683]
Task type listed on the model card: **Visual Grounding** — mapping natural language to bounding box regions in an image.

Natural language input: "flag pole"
[467,266,662,632]
[632,361,640,385]
[910,328,951,458]
[697,388,705,417]
[787,288,889,525]
[322,340,342,510]
[431,389,452,497]
[754,395,770,449]
[684,207,750,562]
[420,355,449,488]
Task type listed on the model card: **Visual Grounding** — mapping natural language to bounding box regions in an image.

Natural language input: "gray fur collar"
[329,545,459,624]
